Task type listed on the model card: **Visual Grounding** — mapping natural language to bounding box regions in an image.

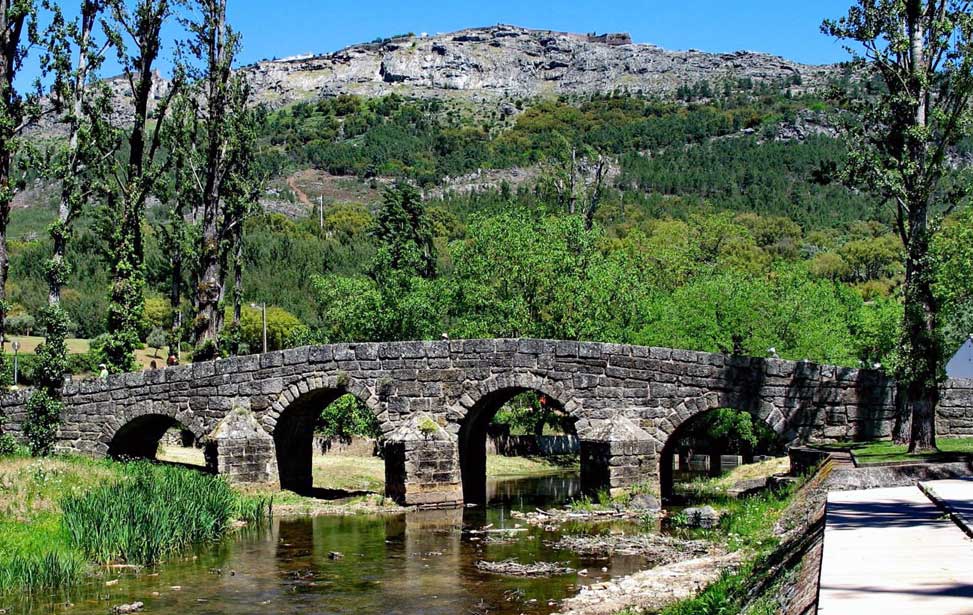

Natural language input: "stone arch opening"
[458,386,578,506]
[107,414,205,468]
[272,387,382,496]
[659,407,784,501]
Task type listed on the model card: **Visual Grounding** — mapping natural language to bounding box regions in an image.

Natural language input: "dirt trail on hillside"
[286,174,313,207]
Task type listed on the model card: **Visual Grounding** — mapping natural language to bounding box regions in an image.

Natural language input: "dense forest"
[3,85,972,384]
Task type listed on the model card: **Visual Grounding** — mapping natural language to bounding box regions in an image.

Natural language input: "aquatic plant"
[61,462,271,566]
[0,549,86,593]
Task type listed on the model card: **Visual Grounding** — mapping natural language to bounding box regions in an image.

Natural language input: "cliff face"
[242,25,838,106]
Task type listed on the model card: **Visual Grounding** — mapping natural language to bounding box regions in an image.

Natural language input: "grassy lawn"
[157,445,206,467]
[823,437,973,464]
[2,335,171,375]
[308,452,579,494]
[2,335,90,355]
[313,454,387,493]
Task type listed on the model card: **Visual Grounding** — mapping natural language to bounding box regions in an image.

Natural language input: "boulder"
[682,506,721,529]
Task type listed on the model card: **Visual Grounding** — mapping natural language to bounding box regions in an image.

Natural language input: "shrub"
[3,313,36,336]
[23,390,62,457]
[146,327,167,357]
[315,394,381,440]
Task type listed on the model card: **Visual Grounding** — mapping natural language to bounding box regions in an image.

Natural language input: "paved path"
[818,485,973,615]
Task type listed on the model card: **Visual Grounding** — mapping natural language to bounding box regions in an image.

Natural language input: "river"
[13,472,656,615]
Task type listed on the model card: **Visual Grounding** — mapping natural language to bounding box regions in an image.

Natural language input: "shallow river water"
[14,473,655,615]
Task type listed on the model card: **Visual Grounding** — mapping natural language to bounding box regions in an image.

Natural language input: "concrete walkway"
[818,484,973,614]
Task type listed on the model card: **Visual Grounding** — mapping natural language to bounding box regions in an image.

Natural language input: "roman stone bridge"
[2,339,972,507]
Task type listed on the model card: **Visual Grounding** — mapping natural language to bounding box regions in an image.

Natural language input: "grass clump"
[61,462,271,566]
[0,456,270,595]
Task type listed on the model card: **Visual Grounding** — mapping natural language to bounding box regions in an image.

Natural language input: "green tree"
[98,0,180,373]
[372,182,436,279]
[824,1,973,450]
[0,0,38,359]
[183,0,263,359]
[146,326,166,357]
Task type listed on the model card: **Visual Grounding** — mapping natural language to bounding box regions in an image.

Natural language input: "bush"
[3,313,36,336]
[146,327,167,356]
[23,390,62,457]
[315,394,381,440]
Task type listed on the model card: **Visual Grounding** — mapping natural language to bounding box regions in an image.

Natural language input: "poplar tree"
[180,0,261,360]
[98,0,179,372]
[37,0,112,390]
[0,0,37,356]
[824,1,973,451]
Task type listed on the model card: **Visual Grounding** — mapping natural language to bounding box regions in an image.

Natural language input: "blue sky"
[225,0,856,65]
[23,0,858,84]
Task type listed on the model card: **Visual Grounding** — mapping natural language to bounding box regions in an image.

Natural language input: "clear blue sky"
[224,0,856,65]
[23,0,858,84]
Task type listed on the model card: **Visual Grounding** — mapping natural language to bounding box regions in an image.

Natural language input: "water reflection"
[11,472,651,615]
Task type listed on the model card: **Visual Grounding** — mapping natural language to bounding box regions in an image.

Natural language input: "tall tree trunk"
[232,223,243,329]
[902,1,940,452]
[192,0,229,358]
[168,243,182,354]
[904,219,940,452]
[0,0,26,355]
[103,0,171,372]
[50,1,97,308]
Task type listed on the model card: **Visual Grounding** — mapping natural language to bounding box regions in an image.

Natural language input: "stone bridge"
[2,339,972,507]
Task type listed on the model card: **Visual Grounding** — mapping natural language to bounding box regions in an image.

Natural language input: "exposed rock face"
[31,25,840,136]
[242,25,838,107]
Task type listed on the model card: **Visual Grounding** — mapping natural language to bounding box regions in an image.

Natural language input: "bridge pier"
[580,416,659,501]
[383,413,464,509]
[203,408,279,486]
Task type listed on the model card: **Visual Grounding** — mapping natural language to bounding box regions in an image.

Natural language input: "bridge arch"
[265,374,383,494]
[456,372,580,505]
[657,394,788,499]
[103,404,205,463]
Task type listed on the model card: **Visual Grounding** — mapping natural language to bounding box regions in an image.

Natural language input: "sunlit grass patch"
[822,437,973,464]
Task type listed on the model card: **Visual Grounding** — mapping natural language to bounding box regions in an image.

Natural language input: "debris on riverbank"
[475,559,575,577]
[510,506,647,530]
[548,533,715,564]
[553,552,742,615]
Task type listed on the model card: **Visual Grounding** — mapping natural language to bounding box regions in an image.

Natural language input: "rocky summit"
[243,24,839,106]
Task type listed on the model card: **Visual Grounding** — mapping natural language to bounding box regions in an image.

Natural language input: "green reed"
[61,462,271,566]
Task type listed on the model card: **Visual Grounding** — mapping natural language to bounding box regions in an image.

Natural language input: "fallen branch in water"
[475,559,575,577]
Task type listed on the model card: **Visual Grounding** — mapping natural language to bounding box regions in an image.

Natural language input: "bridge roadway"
[0,339,971,508]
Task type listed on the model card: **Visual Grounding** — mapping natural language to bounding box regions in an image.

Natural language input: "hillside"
[243,25,838,106]
[7,21,971,382]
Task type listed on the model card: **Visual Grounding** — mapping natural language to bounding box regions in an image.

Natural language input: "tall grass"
[0,550,87,593]
[61,462,271,566]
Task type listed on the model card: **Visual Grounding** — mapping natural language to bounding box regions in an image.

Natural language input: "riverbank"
[545,456,800,615]
[0,455,269,595]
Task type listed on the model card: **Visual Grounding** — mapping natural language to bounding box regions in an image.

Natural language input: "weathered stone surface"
[1,339,971,508]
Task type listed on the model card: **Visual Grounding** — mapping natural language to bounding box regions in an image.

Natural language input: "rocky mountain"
[242,24,839,107]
